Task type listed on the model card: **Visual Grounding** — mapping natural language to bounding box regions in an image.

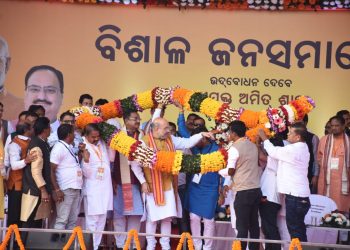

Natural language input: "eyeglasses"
[26,85,59,95]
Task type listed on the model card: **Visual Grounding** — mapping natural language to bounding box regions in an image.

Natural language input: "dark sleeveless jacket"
[304,131,315,183]
[22,136,52,196]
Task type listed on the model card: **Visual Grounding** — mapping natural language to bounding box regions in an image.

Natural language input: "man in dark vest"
[7,122,35,227]
[21,117,52,228]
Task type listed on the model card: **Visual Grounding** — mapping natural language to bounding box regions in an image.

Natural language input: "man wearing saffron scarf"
[113,111,147,250]
[140,117,213,250]
[317,115,350,212]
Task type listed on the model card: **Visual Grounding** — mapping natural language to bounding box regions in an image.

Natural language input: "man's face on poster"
[24,69,63,123]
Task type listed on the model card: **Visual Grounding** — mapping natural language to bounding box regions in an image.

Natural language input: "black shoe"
[116,248,123,250]
[51,233,60,242]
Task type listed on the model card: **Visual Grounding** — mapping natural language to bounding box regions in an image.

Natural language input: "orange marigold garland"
[172,88,191,106]
[99,101,122,120]
[73,112,103,129]
[0,225,25,250]
[63,226,86,250]
[240,110,260,129]
[232,240,242,250]
[154,151,176,173]
[289,238,302,250]
[176,232,194,250]
[123,229,141,250]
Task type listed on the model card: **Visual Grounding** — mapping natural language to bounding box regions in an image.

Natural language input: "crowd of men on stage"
[1,36,350,250]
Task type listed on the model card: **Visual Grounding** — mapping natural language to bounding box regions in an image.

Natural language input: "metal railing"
[0,226,350,250]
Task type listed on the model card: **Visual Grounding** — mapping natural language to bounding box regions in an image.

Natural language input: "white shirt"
[4,134,12,168]
[106,118,121,129]
[48,130,82,154]
[260,156,280,204]
[50,119,60,133]
[263,140,310,197]
[219,144,239,186]
[50,140,82,190]
[8,135,30,170]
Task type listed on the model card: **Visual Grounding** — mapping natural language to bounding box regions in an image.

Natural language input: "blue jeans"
[285,195,310,242]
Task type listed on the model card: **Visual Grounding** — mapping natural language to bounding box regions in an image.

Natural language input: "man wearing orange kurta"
[317,115,350,212]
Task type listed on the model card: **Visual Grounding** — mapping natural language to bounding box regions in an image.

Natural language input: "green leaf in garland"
[188,92,208,112]
[181,154,201,173]
[97,122,118,142]
[120,96,138,114]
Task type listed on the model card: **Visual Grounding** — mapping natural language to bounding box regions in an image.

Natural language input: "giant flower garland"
[71,86,315,174]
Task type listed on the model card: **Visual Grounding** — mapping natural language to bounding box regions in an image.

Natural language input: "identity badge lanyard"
[331,144,340,170]
[90,143,105,180]
[59,141,82,182]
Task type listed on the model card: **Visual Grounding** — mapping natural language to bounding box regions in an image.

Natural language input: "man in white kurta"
[81,123,113,250]
[138,117,213,250]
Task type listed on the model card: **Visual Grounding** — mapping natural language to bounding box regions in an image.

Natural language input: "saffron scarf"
[119,128,142,212]
[322,134,350,195]
[148,132,175,206]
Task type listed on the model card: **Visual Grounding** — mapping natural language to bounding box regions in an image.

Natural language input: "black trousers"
[234,188,262,250]
[7,190,22,227]
[259,200,281,250]
[21,199,43,246]
[177,184,191,234]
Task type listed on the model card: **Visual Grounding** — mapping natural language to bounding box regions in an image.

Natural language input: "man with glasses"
[48,111,82,153]
[0,36,23,120]
[24,65,64,135]
[112,111,147,250]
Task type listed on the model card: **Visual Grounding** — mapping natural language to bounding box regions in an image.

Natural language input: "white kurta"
[145,187,182,222]
[141,132,204,222]
[82,138,113,216]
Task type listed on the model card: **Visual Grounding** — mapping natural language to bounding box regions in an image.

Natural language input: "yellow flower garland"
[289,238,302,250]
[136,90,154,110]
[123,229,141,250]
[63,226,86,250]
[0,225,25,250]
[199,98,222,118]
[172,151,183,175]
[200,151,226,174]
[110,131,137,156]
[176,232,194,250]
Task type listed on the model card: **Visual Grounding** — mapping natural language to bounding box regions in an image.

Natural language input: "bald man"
[137,115,213,250]
[0,36,24,120]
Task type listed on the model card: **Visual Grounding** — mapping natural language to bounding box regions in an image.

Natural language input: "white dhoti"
[84,197,108,250]
[144,188,182,250]
[145,188,182,222]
